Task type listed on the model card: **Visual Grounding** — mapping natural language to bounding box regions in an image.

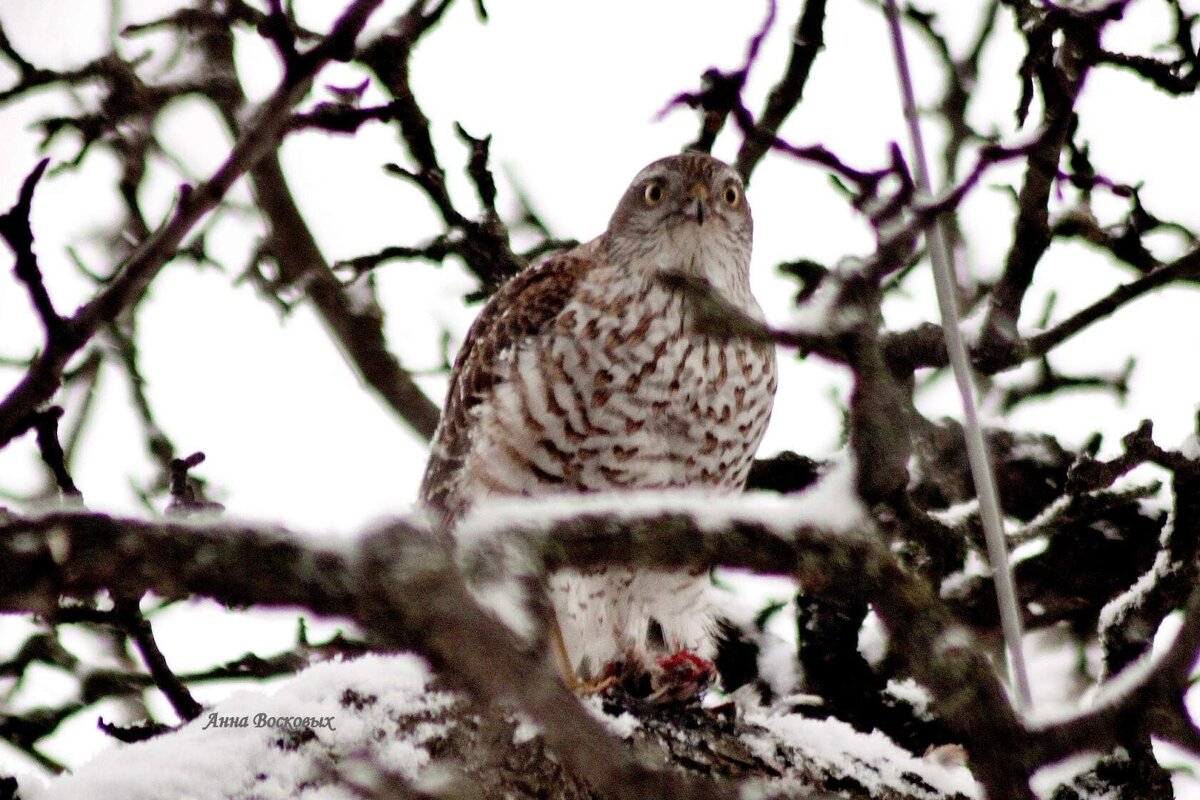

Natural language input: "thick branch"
[0,510,737,800]
[0,500,1022,797]
[7,492,1200,796]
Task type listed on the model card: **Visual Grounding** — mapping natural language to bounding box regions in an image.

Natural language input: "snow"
[341,275,380,318]
[1018,494,1072,535]
[929,499,980,527]
[1008,439,1060,466]
[468,573,536,641]
[510,713,541,745]
[1157,739,1200,799]
[884,678,933,719]
[1097,548,1175,637]
[714,571,802,698]
[455,455,867,558]
[22,654,454,800]
[7,636,1074,800]
[857,610,888,668]
[1031,752,1104,799]
[786,268,867,336]
[756,633,802,700]
[939,548,990,599]
[744,711,979,799]
[581,696,640,739]
[26,651,980,800]
[1181,433,1200,461]
[957,302,988,349]
[1012,536,1049,563]
[1026,610,1183,730]
[1091,611,1182,709]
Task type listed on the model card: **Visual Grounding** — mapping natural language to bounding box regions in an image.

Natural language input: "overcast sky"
[1,0,1197,532]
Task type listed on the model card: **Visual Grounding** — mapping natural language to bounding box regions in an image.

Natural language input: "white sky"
[0,0,1196,531]
[1,0,1199,790]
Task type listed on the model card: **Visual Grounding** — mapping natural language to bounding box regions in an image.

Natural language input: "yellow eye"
[723,184,741,207]
[644,181,665,206]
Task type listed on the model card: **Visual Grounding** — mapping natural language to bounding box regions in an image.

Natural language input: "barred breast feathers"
[420,223,774,525]
[418,242,597,523]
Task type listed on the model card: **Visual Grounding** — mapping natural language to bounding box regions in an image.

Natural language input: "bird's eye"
[723,184,741,207]
[644,181,665,206]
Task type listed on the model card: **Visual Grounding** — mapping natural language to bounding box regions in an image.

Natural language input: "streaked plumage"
[420,153,777,680]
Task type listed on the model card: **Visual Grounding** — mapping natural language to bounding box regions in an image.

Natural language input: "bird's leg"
[549,612,577,687]
[549,612,618,695]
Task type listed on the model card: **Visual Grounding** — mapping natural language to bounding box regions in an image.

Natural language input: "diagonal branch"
[734,0,829,182]
[1023,246,1200,358]
[880,244,1200,375]
[112,597,204,722]
[190,1,441,441]
[0,158,61,341]
[0,0,387,449]
[1032,584,1200,765]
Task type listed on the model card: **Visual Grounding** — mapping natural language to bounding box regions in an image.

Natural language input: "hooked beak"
[687,182,709,226]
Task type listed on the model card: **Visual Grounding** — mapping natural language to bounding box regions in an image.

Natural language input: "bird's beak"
[687,182,709,226]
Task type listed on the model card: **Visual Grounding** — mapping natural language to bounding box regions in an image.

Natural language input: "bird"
[419,152,777,698]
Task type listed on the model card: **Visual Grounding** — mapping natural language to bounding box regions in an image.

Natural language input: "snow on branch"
[20,650,978,800]
[3,482,1199,798]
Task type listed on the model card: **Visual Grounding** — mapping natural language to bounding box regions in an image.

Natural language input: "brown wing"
[418,241,598,522]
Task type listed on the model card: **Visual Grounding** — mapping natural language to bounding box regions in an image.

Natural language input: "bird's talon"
[572,674,620,696]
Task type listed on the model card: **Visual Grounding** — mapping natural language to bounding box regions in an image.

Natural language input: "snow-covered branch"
[3,481,1198,798]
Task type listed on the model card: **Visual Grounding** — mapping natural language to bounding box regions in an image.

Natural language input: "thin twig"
[113,597,204,721]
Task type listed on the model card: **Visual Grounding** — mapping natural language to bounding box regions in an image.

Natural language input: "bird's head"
[606,152,753,274]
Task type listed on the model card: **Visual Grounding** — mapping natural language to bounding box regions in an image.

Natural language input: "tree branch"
[187,4,441,441]
[735,0,828,182]
[980,6,1106,353]
[0,159,62,342]
[0,0,389,449]
[881,244,1200,376]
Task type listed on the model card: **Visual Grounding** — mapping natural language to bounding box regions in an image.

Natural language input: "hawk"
[420,152,777,695]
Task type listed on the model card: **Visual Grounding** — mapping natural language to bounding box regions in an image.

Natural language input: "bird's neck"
[601,231,758,318]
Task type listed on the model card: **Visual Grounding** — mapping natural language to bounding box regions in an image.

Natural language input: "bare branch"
[28,407,82,500]
[0,0,390,449]
[0,159,62,341]
[735,0,829,181]
[1023,246,1200,361]
[111,597,204,722]
[0,510,739,800]
[1096,0,1199,94]
[980,6,1108,354]
[881,245,1200,376]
